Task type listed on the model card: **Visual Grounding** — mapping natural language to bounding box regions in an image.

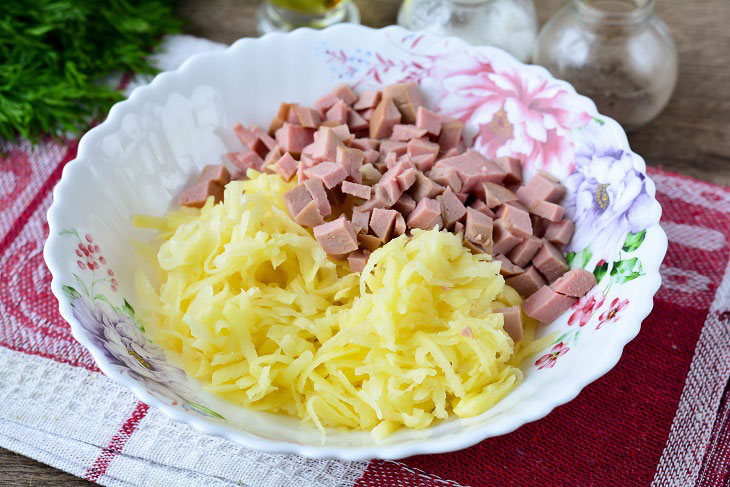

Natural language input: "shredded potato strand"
[136,172,546,438]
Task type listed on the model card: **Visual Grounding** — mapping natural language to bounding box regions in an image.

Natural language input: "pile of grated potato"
[133,172,548,439]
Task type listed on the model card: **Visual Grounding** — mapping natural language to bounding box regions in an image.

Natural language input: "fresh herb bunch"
[0,0,180,142]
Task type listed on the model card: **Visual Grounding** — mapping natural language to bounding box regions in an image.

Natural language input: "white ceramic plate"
[44,24,666,460]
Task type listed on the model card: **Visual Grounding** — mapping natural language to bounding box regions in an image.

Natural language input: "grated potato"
[135,171,545,439]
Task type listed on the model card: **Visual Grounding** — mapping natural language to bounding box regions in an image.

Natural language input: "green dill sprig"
[0,0,180,142]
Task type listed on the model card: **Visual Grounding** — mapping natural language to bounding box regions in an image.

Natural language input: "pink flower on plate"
[597,298,629,329]
[535,342,570,370]
[437,64,593,177]
[567,287,606,327]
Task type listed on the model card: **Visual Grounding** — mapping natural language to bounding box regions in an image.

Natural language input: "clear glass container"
[257,0,360,34]
[397,0,538,63]
[534,0,678,131]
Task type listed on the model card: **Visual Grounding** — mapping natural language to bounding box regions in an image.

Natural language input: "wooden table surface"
[1,0,728,485]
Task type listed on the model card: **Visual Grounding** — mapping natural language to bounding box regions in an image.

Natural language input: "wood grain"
[2,0,728,484]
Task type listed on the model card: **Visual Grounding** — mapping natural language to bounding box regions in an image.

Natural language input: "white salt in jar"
[397,0,538,63]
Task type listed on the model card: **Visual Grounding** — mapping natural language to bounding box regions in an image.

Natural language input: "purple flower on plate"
[71,296,188,404]
[564,123,661,261]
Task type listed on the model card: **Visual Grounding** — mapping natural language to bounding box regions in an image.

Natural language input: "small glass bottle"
[257,0,360,34]
[534,0,678,131]
[397,0,538,63]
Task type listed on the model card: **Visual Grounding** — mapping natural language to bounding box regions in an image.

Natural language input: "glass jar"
[397,0,538,63]
[534,0,678,131]
[256,0,360,34]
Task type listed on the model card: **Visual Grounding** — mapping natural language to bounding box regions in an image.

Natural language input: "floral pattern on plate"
[60,229,224,420]
[319,31,595,177]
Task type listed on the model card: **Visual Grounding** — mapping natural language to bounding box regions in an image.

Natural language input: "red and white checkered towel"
[1,36,729,487]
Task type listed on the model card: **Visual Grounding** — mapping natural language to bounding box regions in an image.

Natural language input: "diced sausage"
[198,165,231,186]
[407,198,442,230]
[505,265,547,297]
[438,119,464,152]
[351,138,380,151]
[532,241,570,282]
[530,200,565,222]
[522,285,577,324]
[394,193,417,216]
[409,172,445,201]
[315,83,358,111]
[358,233,382,252]
[517,172,566,207]
[384,151,398,169]
[439,188,468,228]
[326,99,349,124]
[463,239,487,254]
[312,127,341,161]
[492,219,523,255]
[494,156,523,185]
[411,153,437,172]
[347,108,369,132]
[437,150,505,192]
[327,124,353,145]
[370,208,399,240]
[496,306,523,342]
[293,105,323,128]
[428,166,462,192]
[544,219,575,246]
[453,221,465,235]
[283,185,313,220]
[268,102,293,135]
[494,254,524,277]
[341,181,372,200]
[380,139,409,157]
[363,149,380,165]
[357,185,391,212]
[507,236,543,267]
[369,97,402,139]
[407,138,440,158]
[272,153,298,181]
[304,162,348,189]
[353,90,382,110]
[234,124,276,157]
[179,180,224,208]
[229,148,265,172]
[304,178,332,217]
[350,207,371,235]
[313,216,359,255]
[391,124,428,141]
[397,168,418,192]
[262,145,283,173]
[383,82,423,124]
[294,200,325,227]
[348,249,371,273]
[499,204,533,239]
[464,207,492,247]
[440,147,460,159]
[469,199,496,218]
[393,213,407,236]
[531,214,551,238]
[550,268,597,298]
[482,182,518,208]
[416,106,442,136]
[336,146,364,181]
